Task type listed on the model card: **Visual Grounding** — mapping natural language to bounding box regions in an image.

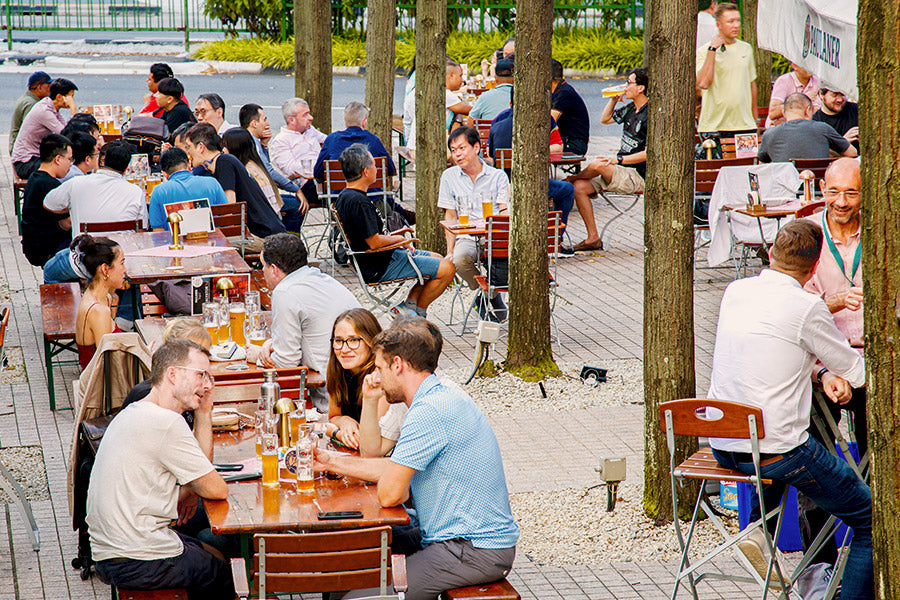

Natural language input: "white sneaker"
[389,304,416,319]
[735,526,787,589]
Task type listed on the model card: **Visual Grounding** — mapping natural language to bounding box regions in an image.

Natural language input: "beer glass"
[261,432,280,487]
[216,297,230,342]
[457,196,471,227]
[244,290,261,315]
[202,302,220,345]
[295,427,315,493]
[289,409,306,445]
[229,302,246,346]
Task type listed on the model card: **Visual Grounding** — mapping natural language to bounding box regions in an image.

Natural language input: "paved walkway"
[0,134,768,600]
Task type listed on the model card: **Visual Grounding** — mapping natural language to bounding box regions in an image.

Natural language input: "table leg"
[755,216,769,253]
[45,339,55,412]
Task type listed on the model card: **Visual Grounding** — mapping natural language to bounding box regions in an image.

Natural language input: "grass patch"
[194,30,645,73]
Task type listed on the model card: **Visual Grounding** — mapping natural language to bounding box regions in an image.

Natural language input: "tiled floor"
[0,134,767,600]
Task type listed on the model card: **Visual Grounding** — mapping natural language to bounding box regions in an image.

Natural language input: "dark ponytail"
[76,235,120,279]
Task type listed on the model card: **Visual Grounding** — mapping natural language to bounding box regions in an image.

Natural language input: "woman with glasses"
[326,308,385,450]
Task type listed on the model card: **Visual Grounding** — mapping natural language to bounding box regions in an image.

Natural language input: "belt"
[726,451,784,466]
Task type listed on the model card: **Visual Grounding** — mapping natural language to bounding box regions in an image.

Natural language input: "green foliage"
[193,30,646,74]
[203,0,288,41]
[771,53,792,76]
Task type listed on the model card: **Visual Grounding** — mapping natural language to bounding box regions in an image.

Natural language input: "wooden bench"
[114,588,188,600]
[40,283,81,411]
[13,175,26,235]
[442,579,520,600]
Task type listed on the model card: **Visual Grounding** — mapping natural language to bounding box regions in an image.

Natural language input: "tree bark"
[642,0,698,524]
[742,0,772,108]
[413,0,447,253]
[505,0,556,375]
[859,0,900,595]
[365,0,396,150]
[294,0,333,133]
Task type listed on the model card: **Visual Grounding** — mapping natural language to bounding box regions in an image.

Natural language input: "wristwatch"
[708,46,718,52]
[617,155,623,165]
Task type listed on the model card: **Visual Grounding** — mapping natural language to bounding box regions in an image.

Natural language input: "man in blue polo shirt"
[315,317,519,600]
[149,148,228,230]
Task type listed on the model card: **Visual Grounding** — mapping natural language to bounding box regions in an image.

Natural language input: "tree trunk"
[859,0,900,595]
[642,0,698,524]
[413,0,447,253]
[505,0,557,375]
[742,0,772,109]
[365,0,396,150]
[642,1,651,66]
[294,0,333,133]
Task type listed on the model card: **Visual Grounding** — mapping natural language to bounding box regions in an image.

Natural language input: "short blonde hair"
[163,318,212,349]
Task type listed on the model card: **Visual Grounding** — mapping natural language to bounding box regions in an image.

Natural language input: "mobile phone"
[223,471,261,483]
[317,511,363,520]
[214,463,244,472]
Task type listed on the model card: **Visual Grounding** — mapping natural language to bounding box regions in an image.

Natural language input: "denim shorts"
[380,248,441,282]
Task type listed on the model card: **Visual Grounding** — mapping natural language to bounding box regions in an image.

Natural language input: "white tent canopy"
[757,0,858,101]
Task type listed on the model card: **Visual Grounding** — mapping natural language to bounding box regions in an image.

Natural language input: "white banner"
[758,0,858,100]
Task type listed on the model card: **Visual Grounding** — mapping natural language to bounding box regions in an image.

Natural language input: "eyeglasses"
[823,190,860,201]
[332,336,364,351]
[173,365,214,384]
[194,108,210,116]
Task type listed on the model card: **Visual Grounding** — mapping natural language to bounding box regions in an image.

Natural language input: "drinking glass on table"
[215,297,230,342]
[295,426,315,494]
[244,290,261,315]
[477,193,493,219]
[261,432,280,487]
[202,302,220,345]
[229,302,246,346]
[457,196,472,227]
[246,312,267,347]
[301,159,314,180]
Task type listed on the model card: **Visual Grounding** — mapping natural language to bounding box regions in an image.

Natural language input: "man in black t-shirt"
[22,133,73,266]
[183,123,286,243]
[155,77,196,133]
[566,67,649,251]
[812,88,859,152]
[550,60,590,155]
[335,144,454,319]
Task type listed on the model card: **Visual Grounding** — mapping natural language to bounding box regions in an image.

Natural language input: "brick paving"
[0,134,769,599]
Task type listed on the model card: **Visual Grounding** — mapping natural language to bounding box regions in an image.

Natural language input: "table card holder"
[746,171,766,214]
[168,212,184,250]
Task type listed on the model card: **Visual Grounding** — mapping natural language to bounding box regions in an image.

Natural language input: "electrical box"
[598,457,626,483]
[476,320,500,344]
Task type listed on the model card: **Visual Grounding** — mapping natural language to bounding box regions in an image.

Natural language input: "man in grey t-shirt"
[758,93,857,163]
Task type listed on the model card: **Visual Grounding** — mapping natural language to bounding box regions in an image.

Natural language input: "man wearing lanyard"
[802,157,865,564]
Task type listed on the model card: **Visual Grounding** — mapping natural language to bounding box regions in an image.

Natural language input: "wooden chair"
[693,135,739,159]
[660,399,791,598]
[472,118,493,156]
[693,157,757,261]
[80,219,143,234]
[330,206,424,315]
[0,306,9,369]
[213,366,309,405]
[462,212,562,339]
[231,527,406,600]
[210,202,252,259]
[795,200,826,219]
[137,285,167,317]
[442,579,520,600]
[40,282,81,411]
[316,156,394,262]
[790,157,835,184]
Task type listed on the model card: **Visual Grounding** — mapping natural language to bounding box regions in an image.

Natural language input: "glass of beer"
[457,196,470,227]
[480,193,493,219]
[244,290,261,315]
[246,312,267,347]
[216,297,230,342]
[295,427,315,494]
[202,302,220,345]
[301,159,314,179]
[261,432,280,487]
[229,302,246,346]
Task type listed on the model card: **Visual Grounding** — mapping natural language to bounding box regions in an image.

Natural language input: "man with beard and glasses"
[312,317,519,600]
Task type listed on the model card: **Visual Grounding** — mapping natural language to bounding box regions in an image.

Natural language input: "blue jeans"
[713,437,873,599]
[548,179,574,228]
[279,193,305,233]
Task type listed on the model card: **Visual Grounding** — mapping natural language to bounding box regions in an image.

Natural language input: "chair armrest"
[231,557,249,598]
[364,239,420,254]
[391,554,408,593]
[390,226,414,236]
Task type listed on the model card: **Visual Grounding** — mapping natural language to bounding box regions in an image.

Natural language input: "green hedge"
[193,30,645,74]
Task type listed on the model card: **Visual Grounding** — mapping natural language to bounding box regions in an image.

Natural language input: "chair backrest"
[720,137,737,159]
[658,398,765,439]
[694,157,756,195]
[211,202,247,238]
[494,148,513,172]
[213,366,308,404]
[795,200,826,219]
[472,118,493,155]
[483,212,562,293]
[249,527,393,598]
[790,157,835,182]
[0,306,9,366]
[80,219,143,233]
[138,284,167,317]
[323,156,391,195]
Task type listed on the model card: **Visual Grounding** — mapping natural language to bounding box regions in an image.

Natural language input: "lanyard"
[821,210,861,284]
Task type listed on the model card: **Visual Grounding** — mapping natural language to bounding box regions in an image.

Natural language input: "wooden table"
[39,283,81,411]
[133,316,325,388]
[206,428,410,577]
[724,201,801,252]
[550,152,585,177]
[440,219,487,237]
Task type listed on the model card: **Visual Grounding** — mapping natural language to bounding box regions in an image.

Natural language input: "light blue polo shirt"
[148,170,229,230]
[469,84,513,121]
[390,375,519,549]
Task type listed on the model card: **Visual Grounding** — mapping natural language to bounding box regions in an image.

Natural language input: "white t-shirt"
[43,168,148,234]
[404,89,465,151]
[696,11,718,51]
[86,401,214,561]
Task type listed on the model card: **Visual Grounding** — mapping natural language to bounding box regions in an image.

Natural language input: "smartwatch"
[617,155,623,165]
[708,46,718,53]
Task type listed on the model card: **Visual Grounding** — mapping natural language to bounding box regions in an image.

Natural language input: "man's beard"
[384,386,406,405]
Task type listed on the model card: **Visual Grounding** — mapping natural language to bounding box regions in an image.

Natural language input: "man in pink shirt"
[802,156,864,564]
[12,78,78,179]
[765,63,821,128]
[268,97,326,206]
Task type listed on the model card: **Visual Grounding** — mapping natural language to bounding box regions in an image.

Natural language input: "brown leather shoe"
[573,238,603,251]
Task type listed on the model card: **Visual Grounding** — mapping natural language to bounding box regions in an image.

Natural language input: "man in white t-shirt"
[87,340,233,599]
[43,140,147,234]
[696,0,718,51]
[404,61,473,152]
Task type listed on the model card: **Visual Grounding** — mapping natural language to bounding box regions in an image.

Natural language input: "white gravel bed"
[510,483,738,565]
[0,446,50,503]
[444,359,643,415]
[1,346,26,384]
